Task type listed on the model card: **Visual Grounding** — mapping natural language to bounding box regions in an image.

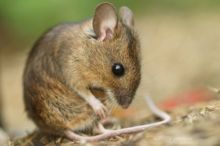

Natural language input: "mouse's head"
[85,3,141,109]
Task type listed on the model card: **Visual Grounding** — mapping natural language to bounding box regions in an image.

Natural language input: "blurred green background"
[0,0,220,137]
[1,0,220,53]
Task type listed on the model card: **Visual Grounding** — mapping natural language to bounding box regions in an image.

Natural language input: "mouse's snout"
[118,96,133,109]
[114,89,134,109]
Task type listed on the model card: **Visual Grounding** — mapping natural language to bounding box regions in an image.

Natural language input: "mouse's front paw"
[91,100,108,119]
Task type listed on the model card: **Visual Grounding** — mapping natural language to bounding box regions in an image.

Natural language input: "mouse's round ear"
[93,3,118,41]
[119,6,134,28]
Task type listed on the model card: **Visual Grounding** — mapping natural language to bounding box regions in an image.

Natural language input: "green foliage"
[0,0,219,44]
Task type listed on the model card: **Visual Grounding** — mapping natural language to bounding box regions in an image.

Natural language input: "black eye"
[112,63,125,77]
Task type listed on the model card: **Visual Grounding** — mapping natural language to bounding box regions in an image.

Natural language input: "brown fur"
[23,4,141,136]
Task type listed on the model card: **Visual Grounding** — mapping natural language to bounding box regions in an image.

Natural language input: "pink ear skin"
[119,6,134,28]
[93,3,118,41]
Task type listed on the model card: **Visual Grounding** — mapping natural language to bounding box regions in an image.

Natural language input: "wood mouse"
[23,2,141,141]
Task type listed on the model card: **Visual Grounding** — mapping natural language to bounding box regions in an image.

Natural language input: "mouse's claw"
[93,102,108,119]
[84,94,109,119]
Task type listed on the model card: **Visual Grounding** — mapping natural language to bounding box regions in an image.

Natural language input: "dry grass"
[8,96,220,146]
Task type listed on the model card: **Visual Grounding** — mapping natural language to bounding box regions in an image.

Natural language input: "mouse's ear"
[119,6,134,28]
[93,3,118,41]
